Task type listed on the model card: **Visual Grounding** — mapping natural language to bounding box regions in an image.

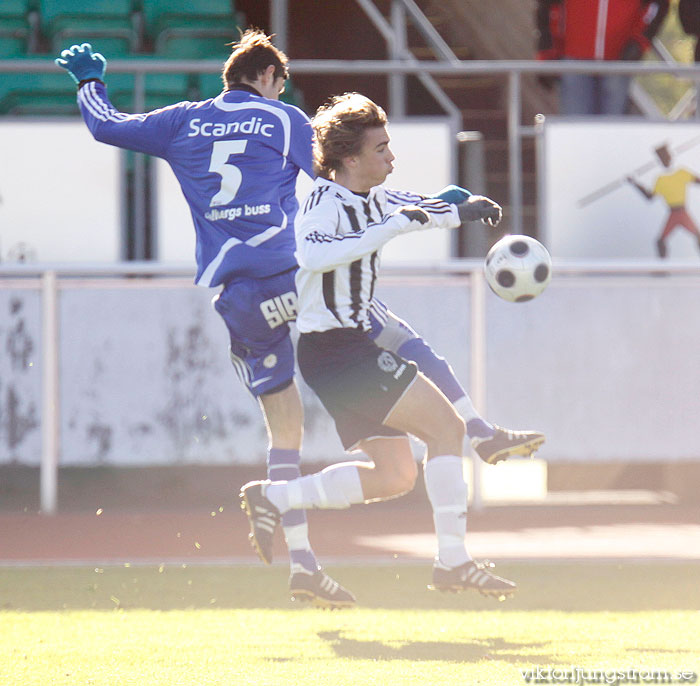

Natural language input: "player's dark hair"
[222,28,289,90]
[312,93,388,179]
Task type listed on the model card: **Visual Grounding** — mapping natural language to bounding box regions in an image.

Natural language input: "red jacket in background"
[536,0,669,61]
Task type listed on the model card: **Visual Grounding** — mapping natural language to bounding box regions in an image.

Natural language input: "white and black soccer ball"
[484,235,552,303]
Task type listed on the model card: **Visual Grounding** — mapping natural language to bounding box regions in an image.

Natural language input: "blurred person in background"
[678,0,700,61]
[535,0,669,115]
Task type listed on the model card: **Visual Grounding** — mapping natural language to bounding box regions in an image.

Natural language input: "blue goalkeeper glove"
[55,43,106,85]
[432,184,472,205]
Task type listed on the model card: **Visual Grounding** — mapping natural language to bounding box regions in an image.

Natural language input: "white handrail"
[2,259,699,278]
[3,58,700,76]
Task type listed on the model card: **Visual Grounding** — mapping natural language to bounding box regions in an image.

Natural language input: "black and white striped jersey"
[294,177,460,334]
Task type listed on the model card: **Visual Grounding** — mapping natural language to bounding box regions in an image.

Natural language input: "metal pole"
[397,0,460,64]
[457,131,487,257]
[270,0,289,54]
[389,0,407,118]
[133,72,147,259]
[508,70,523,235]
[469,267,486,511]
[40,271,59,515]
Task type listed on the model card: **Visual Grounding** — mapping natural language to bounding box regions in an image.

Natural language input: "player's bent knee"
[425,411,465,457]
[371,449,417,498]
[391,457,418,496]
[383,471,416,499]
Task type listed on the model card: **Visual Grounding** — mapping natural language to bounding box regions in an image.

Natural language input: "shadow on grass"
[317,630,556,664]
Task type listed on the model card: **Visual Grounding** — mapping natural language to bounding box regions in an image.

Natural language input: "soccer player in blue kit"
[56,30,543,608]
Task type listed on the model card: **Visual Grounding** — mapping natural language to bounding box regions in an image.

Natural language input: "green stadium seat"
[0,35,28,58]
[141,0,235,33]
[0,72,78,114]
[0,0,36,24]
[145,72,199,109]
[198,72,224,100]
[0,72,20,108]
[0,71,138,116]
[40,0,140,53]
[65,38,135,60]
[140,0,238,56]
[156,33,233,60]
[0,0,40,54]
[109,71,198,112]
[0,0,34,15]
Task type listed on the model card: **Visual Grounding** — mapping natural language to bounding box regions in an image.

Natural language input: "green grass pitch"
[1,563,699,686]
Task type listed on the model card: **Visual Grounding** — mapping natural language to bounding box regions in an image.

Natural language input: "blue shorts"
[213,268,298,397]
[212,273,420,398]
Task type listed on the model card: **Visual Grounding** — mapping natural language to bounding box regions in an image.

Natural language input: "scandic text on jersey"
[188,117,275,138]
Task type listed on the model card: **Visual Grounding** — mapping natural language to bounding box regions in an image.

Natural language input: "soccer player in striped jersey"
[241,93,544,598]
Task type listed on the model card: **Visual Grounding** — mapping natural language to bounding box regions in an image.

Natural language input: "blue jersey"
[78,81,315,287]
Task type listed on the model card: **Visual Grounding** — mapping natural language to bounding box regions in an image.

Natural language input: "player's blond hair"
[222,28,289,90]
[312,93,388,179]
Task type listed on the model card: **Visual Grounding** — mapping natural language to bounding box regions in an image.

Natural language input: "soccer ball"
[484,235,552,302]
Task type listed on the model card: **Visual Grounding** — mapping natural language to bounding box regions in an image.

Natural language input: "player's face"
[353,126,395,189]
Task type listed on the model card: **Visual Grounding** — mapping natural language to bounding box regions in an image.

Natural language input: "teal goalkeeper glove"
[55,43,106,85]
[432,184,472,205]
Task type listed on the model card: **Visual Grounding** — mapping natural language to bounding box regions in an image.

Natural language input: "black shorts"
[297,328,418,451]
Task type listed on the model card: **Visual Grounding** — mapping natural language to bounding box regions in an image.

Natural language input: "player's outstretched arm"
[457,195,502,227]
[296,197,460,272]
[296,205,425,272]
[55,42,178,158]
[55,42,106,85]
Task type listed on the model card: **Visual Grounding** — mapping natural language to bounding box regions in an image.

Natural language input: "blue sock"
[398,337,465,403]
[267,448,318,573]
[466,418,495,439]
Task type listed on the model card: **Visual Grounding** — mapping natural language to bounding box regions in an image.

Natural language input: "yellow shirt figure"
[628,144,700,258]
[652,168,695,208]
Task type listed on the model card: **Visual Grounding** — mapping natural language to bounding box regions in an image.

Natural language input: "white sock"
[265,463,365,513]
[423,454,471,568]
[452,395,480,424]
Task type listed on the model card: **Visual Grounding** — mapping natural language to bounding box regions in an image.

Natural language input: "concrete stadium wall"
[2,273,700,466]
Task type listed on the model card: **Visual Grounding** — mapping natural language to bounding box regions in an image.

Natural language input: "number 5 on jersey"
[209,140,248,206]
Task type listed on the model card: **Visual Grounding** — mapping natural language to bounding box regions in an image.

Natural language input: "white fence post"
[40,270,59,515]
[469,267,487,511]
